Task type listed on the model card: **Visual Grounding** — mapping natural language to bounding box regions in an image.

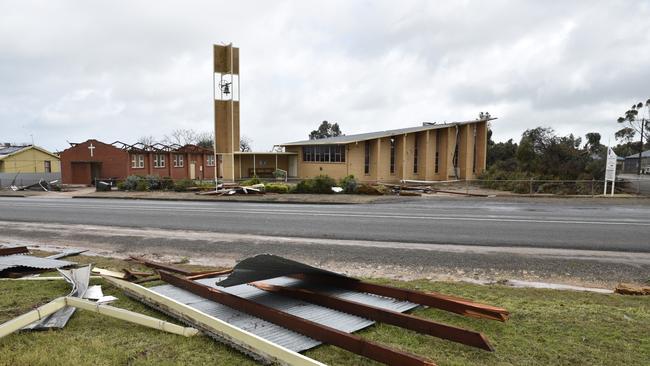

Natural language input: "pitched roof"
[624,149,650,159]
[0,145,59,160]
[280,118,494,146]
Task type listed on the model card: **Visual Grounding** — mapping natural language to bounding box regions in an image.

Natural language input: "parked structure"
[59,140,216,184]
[0,144,60,174]
[622,149,650,174]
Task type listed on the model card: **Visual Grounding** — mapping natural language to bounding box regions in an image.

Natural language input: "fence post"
[465,179,469,196]
[529,178,534,195]
[591,179,594,198]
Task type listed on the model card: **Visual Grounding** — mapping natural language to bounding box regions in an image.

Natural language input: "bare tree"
[240,135,253,152]
[162,129,199,146]
[137,135,156,146]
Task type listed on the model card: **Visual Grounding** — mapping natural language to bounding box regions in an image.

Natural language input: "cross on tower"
[88,143,95,157]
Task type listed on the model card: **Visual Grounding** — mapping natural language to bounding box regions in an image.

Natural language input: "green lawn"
[0,255,648,366]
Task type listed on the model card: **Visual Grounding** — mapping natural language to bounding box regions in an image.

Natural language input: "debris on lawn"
[0,296,199,339]
[10,178,60,192]
[24,265,91,330]
[196,183,265,196]
[615,283,650,295]
[501,279,614,294]
[0,246,29,256]
[115,254,508,365]
[0,253,76,278]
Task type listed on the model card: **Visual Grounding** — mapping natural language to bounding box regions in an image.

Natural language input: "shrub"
[241,177,262,186]
[294,179,314,193]
[339,175,358,194]
[311,175,336,194]
[116,181,126,191]
[174,178,194,192]
[160,177,175,190]
[265,183,289,194]
[135,179,149,191]
[145,175,163,190]
[122,175,142,191]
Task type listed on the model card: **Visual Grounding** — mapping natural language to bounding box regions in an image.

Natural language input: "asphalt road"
[1,196,648,252]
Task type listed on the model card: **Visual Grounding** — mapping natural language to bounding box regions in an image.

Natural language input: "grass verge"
[0,254,648,365]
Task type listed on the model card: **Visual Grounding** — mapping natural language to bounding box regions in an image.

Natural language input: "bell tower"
[213,43,240,182]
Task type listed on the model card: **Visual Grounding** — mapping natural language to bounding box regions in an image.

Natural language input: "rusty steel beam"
[0,246,29,256]
[129,256,195,276]
[186,269,233,280]
[159,271,436,366]
[293,274,509,322]
[251,282,494,351]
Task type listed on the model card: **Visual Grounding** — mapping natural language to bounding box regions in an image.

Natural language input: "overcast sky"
[1,1,649,152]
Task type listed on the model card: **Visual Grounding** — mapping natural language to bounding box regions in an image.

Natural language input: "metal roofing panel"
[280,118,493,146]
[625,149,650,159]
[0,255,75,273]
[149,275,417,352]
[216,254,351,288]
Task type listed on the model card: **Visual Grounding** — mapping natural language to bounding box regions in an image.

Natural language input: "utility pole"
[638,118,646,176]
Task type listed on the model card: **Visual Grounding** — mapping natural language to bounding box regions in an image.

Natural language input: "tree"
[240,135,253,152]
[137,135,156,146]
[616,99,650,175]
[162,129,199,146]
[309,120,343,140]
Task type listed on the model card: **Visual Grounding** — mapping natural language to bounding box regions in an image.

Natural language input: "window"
[413,135,419,174]
[173,154,184,167]
[154,154,165,168]
[434,131,440,174]
[389,137,396,174]
[472,125,477,173]
[364,141,370,174]
[302,145,345,163]
[131,154,144,168]
[207,155,215,166]
[44,160,51,173]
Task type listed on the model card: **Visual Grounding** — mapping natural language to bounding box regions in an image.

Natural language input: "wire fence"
[404,177,650,196]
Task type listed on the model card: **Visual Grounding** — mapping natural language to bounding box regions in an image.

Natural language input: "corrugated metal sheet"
[24,265,91,330]
[0,255,75,273]
[150,275,418,352]
[216,254,352,288]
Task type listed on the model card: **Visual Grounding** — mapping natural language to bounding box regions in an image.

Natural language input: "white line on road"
[3,201,650,226]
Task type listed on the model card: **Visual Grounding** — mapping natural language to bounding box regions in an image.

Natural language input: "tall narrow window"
[472,125,477,173]
[44,161,51,173]
[452,132,460,169]
[154,154,165,168]
[364,140,370,174]
[389,137,396,174]
[434,132,440,174]
[413,135,419,174]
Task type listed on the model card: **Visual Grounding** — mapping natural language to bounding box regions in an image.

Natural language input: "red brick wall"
[60,140,129,184]
[61,139,217,184]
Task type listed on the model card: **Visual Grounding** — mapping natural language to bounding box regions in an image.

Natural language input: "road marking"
[2,202,650,227]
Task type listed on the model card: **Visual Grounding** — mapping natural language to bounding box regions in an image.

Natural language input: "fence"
[0,172,61,188]
[404,177,650,196]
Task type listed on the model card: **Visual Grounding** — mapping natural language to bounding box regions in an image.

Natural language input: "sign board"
[605,147,617,181]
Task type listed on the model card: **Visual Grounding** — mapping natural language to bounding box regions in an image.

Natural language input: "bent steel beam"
[251,282,494,351]
[159,271,437,366]
[130,256,195,276]
[293,274,509,322]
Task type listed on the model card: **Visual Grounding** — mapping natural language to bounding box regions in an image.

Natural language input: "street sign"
[604,147,617,196]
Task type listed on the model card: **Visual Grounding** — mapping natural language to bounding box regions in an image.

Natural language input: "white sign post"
[604,146,617,197]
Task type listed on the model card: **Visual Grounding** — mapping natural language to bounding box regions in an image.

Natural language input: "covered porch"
[233,152,298,180]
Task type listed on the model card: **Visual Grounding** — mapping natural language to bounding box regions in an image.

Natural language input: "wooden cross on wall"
[88,143,95,157]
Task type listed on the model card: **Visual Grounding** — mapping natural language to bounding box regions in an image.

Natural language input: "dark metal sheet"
[216,254,351,287]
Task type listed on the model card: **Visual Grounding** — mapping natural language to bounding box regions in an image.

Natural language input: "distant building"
[0,144,60,173]
[280,121,489,182]
[59,140,216,184]
[212,44,490,183]
[622,150,650,174]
